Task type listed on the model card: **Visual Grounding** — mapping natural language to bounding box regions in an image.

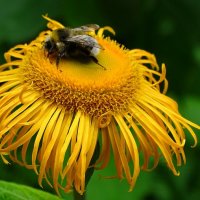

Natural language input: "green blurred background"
[0,0,200,199]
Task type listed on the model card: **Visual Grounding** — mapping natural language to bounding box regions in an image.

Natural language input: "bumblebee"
[44,24,105,69]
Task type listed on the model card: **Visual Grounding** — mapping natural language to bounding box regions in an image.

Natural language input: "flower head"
[0,16,199,195]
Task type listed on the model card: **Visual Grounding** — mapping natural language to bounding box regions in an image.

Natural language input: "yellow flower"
[0,16,199,195]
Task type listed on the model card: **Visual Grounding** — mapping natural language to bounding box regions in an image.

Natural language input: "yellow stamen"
[0,16,199,195]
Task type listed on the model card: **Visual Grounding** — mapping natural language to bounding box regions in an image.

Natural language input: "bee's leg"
[56,56,61,67]
[90,56,106,70]
[46,46,54,58]
[56,51,67,67]
[44,49,51,58]
[47,52,51,58]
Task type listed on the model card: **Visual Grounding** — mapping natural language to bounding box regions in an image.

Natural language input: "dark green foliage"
[0,0,200,199]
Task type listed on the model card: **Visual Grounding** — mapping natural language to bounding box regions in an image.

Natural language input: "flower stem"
[73,189,86,200]
[73,141,100,200]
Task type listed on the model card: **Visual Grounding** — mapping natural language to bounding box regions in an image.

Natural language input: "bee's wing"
[66,35,103,49]
[72,24,100,33]
[81,24,100,31]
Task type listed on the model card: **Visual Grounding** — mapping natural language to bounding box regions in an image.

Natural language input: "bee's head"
[52,28,70,42]
[43,36,55,52]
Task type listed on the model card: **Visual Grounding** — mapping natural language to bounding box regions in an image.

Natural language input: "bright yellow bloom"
[0,16,199,195]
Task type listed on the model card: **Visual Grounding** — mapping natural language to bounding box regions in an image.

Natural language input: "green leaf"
[0,181,62,200]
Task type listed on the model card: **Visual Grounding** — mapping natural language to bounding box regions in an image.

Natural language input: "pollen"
[21,36,142,120]
[0,16,199,195]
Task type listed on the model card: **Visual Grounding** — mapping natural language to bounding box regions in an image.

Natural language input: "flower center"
[21,36,143,118]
